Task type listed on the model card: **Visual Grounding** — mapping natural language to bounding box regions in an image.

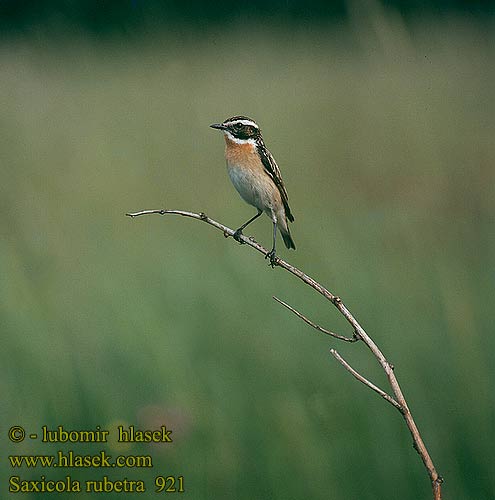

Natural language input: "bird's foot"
[265,249,278,268]
[233,229,245,244]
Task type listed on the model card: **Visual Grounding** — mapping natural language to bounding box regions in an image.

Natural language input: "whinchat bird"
[210,116,295,266]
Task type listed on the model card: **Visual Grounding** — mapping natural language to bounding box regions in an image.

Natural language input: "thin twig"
[127,208,443,500]
[273,296,358,342]
[329,348,402,411]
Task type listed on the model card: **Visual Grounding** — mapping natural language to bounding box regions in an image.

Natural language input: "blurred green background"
[1,1,494,499]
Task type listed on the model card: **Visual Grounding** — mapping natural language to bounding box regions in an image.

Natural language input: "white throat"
[224,131,257,146]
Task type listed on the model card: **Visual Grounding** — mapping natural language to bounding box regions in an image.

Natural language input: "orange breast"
[224,136,261,173]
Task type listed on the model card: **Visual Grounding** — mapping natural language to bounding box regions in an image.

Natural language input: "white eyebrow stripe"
[225,119,259,129]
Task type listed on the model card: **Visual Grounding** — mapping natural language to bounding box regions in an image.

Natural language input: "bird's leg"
[265,220,278,267]
[233,209,262,244]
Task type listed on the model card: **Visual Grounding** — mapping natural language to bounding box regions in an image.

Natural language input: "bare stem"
[273,296,358,342]
[329,348,402,411]
[127,208,443,499]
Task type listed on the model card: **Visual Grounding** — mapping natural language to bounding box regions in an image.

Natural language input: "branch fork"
[126,208,443,500]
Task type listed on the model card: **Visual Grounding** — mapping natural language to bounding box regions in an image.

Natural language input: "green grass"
[1,13,494,500]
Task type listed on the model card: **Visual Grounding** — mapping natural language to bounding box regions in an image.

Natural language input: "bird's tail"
[280,224,296,250]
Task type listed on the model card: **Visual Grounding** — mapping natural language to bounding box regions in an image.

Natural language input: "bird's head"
[210,116,261,144]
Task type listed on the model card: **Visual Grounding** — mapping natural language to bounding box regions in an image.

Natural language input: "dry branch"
[126,208,443,500]
[329,348,402,411]
[272,296,358,342]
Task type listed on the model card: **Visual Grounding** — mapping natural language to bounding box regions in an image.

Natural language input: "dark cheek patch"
[235,126,256,140]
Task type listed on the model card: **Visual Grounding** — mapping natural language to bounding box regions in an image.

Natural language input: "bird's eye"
[234,123,242,129]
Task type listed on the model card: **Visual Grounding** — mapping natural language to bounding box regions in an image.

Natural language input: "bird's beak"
[210,123,227,130]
